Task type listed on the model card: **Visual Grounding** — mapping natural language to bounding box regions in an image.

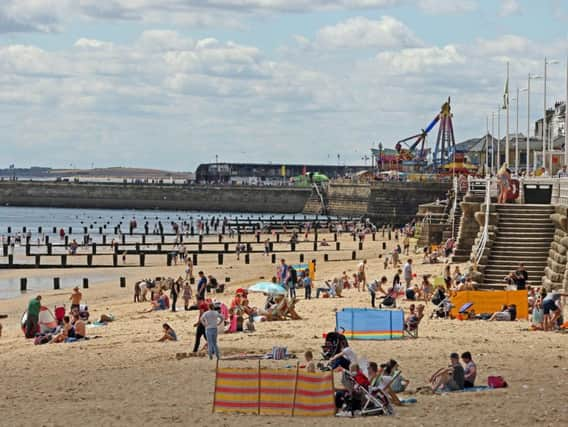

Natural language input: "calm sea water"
[0,206,322,299]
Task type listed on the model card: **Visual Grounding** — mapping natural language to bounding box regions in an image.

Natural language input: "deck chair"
[380,372,403,406]
[404,322,419,338]
[341,372,393,416]
[283,298,302,320]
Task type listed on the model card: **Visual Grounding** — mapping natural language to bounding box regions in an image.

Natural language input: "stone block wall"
[543,206,568,291]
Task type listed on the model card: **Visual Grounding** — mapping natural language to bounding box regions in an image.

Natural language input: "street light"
[525,73,543,173]
[544,57,560,171]
[510,91,519,174]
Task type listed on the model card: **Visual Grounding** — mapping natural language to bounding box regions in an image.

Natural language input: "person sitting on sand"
[304,351,316,373]
[50,316,72,343]
[71,313,86,339]
[430,353,465,392]
[461,352,476,388]
[158,323,177,342]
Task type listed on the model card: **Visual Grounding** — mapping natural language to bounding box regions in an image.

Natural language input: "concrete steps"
[478,204,554,287]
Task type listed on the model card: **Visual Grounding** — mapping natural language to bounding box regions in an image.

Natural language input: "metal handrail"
[473,177,491,266]
[449,176,458,239]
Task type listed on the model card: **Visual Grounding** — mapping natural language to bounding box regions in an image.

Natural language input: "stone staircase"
[479,204,555,289]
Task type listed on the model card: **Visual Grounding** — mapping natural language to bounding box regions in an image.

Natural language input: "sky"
[0,0,567,171]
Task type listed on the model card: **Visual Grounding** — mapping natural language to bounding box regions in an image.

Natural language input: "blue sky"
[0,0,566,170]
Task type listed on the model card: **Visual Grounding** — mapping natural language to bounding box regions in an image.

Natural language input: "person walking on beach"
[69,287,82,313]
[368,279,378,308]
[182,282,193,311]
[357,259,367,291]
[170,279,179,312]
[287,265,297,299]
[25,295,41,338]
[200,304,224,360]
[196,271,207,301]
[403,259,413,288]
[192,301,208,353]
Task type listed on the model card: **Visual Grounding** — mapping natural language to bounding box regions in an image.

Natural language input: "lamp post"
[544,58,559,171]
[497,105,501,168]
[491,111,495,174]
[511,89,519,174]
[526,73,543,174]
[485,116,489,176]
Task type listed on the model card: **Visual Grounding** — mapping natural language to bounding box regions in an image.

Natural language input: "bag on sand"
[488,376,508,388]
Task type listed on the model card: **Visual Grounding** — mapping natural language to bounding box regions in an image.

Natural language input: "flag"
[502,76,509,110]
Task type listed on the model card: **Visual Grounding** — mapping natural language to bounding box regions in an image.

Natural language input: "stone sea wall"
[324,181,450,225]
[0,180,450,222]
[0,181,312,214]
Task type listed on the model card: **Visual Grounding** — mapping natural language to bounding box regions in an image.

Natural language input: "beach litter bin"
[523,183,552,204]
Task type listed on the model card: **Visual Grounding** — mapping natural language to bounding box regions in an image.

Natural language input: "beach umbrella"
[248,282,287,295]
[459,302,474,314]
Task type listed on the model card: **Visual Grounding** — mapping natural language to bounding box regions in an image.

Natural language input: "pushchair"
[337,371,394,417]
[431,296,452,319]
[379,288,397,309]
[322,331,349,360]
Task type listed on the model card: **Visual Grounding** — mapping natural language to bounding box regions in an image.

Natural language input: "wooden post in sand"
[53,277,60,290]
[291,362,300,417]
[20,278,27,292]
[351,250,356,260]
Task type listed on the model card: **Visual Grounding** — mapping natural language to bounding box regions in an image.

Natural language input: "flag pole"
[506,61,510,165]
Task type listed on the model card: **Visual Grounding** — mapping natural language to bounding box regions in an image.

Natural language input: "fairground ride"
[395,97,456,171]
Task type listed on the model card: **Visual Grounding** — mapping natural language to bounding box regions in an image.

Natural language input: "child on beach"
[304,351,316,373]
[183,282,193,311]
[158,323,177,342]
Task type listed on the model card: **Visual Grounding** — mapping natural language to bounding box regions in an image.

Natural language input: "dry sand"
[0,235,566,427]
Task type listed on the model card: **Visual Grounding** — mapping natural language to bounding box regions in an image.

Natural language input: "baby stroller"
[338,371,394,417]
[322,331,349,360]
[379,288,397,309]
[431,297,452,319]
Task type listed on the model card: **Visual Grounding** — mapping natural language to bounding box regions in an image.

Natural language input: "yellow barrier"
[450,290,528,319]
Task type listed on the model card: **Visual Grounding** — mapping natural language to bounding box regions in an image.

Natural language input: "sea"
[0,206,322,299]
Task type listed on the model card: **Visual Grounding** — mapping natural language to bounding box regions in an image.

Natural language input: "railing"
[312,183,327,215]
[473,177,491,266]
[449,176,459,239]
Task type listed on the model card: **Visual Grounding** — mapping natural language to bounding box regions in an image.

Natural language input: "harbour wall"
[316,181,451,225]
[0,180,450,222]
[0,181,311,214]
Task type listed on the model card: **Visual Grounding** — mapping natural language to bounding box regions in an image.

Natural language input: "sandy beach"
[1,235,566,427]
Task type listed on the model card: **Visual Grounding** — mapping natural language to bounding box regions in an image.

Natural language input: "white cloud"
[375,45,465,73]
[314,16,422,49]
[0,0,484,34]
[417,0,477,15]
[474,35,533,56]
[500,0,522,17]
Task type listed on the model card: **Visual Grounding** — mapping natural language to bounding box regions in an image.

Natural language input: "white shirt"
[342,347,357,363]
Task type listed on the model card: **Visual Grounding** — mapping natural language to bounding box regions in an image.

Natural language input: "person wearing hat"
[70,286,82,313]
[429,353,465,392]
